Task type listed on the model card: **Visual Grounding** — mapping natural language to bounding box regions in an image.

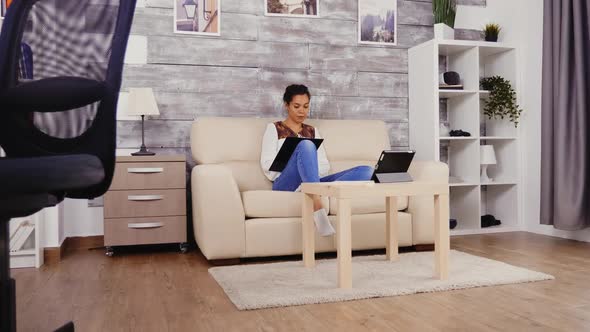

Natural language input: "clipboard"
[269,137,324,172]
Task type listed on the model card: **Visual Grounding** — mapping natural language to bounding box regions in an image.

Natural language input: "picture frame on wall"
[174,0,221,36]
[358,0,398,46]
[1,0,13,18]
[265,0,319,18]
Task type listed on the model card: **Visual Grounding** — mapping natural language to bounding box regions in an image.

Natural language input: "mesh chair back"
[24,0,120,138]
[0,0,137,198]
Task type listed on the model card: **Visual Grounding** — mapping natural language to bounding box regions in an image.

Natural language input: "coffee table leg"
[434,194,450,279]
[386,196,399,261]
[302,193,315,268]
[337,198,352,288]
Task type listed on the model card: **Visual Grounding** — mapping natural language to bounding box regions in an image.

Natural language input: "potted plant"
[484,23,501,42]
[433,0,457,40]
[480,76,523,127]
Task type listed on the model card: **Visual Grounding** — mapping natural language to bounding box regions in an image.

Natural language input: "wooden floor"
[11,232,590,332]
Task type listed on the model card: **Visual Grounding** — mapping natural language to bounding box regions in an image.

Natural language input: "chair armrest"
[0,77,106,113]
[407,161,449,245]
[191,164,246,260]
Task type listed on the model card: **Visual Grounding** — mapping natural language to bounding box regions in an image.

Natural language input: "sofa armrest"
[407,161,449,245]
[191,164,246,260]
[408,160,449,183]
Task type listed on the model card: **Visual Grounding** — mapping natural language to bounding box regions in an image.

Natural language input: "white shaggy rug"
[209,250,554,310]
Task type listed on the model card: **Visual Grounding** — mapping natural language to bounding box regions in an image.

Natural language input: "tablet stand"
[374,172,413,183]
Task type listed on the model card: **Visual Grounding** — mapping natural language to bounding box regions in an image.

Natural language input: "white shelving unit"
[9,212,44,269]
[409,39,521,235]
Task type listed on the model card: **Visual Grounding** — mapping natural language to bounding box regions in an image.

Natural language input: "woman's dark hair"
[283,84,311,104]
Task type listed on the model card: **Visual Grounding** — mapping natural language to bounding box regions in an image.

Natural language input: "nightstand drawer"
[104,216,186,246]
[104,189,186,218]
[110,161,185,190]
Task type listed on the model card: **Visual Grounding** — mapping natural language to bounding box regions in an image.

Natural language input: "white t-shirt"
[260,122,330,181]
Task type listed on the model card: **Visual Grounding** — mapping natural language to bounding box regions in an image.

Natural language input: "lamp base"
[480,165,493,183]
[131,145,155,156]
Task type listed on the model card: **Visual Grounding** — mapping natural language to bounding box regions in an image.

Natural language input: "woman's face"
[285,94,310,124]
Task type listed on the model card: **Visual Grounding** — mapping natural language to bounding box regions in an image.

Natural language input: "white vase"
[434,23,455,40]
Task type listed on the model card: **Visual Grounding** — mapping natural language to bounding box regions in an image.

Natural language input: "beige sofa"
[190,117,448,260]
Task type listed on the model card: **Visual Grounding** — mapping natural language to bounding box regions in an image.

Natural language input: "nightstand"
[103,155,188,256]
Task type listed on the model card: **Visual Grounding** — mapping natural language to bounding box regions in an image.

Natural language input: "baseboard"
[43,245,64,264]
[414,244,435,252]
[63,235,104,253]
[43,235,104,264]
[210,258,241,266]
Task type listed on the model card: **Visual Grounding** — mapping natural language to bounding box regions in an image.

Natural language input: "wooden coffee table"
[300,181,450,288]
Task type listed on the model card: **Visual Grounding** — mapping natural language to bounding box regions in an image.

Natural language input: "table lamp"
[480,145,497,182]
[126,88,159,156]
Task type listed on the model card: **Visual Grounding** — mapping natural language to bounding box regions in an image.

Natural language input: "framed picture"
[1,0,13,18]
[174,0,221,36]
[358,0,398,46]
[265,0,319,18]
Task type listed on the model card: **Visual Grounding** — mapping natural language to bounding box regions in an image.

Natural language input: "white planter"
[434,23,455,40]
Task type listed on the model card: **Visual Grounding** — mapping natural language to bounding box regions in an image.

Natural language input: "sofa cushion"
[191,117,272,164]
[308,119,390,161]
[329,195,408,215]
[223,161,272,192]
[242,190,329,218]
[244,212,413,257]
[191,117,390,165]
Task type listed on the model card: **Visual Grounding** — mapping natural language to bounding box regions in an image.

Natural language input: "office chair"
[0,1,137,331]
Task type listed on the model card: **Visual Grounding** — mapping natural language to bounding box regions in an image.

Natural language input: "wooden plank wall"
[117,0,485,166]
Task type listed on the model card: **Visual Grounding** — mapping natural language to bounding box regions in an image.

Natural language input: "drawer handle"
[127,167,164,174]
[127,195,164,201]
[128,222,164,229]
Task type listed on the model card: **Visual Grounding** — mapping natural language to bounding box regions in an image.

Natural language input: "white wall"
[457,0,590,242]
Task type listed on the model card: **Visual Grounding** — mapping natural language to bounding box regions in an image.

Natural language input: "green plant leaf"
[433,0,457,27]
[480,76,523,127]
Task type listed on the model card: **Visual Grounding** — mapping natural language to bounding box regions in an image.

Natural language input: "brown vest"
[273,121,315,139]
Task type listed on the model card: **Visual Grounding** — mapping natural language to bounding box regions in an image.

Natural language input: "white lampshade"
[126,88,160,116]
[480,145,497,165]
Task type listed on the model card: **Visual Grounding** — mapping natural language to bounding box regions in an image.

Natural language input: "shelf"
[436,40,515,56]
[479,44,515,57]
[481,181,517,186]
[449,182,479,187]
[480,136,517,140]
[410,39,520,237]
[9,249,36,256]
[439,90,478,98]
[440,136,478,141]
[438,44,476,56]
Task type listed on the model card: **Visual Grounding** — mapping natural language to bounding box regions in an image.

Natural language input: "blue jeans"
[272,140,374,192]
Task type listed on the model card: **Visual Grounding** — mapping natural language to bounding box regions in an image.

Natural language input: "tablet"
[269,137,324,172]
[372,150,415,183]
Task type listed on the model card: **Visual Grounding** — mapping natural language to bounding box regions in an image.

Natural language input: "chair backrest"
[0,0,137,198]
[191,117,391,191]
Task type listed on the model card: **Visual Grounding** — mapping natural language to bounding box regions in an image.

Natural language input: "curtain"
[541,0,590,230]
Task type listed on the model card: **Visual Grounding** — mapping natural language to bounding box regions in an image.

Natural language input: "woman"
[260,84,374,236]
